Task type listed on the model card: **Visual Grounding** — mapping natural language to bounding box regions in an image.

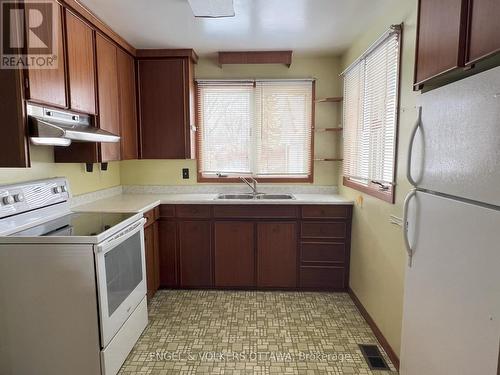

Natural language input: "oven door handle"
[95,218,145,255]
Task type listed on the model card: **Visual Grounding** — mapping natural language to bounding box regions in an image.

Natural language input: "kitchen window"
[195,79,314,182]
[342,25,401,203]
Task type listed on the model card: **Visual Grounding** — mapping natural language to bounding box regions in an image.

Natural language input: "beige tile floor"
[119,290,397,374]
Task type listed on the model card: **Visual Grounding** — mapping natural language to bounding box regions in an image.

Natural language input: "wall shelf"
[218,51,293,68]
[315,97,343,103]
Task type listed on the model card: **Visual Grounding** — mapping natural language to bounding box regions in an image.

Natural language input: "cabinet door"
[144,224,155,300]
[138,59,191,159]
[153,221,160,292]
[466,0,500,64]
[159,220,178,288]
[179,221,212,287]
[27,1,66,108]
[117,48,138,160]
[65,10,96,114]
[96,33,120,161]
[214,222,255,287]
[257,222,297,288]
[414,0,467,85]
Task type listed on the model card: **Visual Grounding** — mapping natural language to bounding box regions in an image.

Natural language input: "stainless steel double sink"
[215,193,295,200]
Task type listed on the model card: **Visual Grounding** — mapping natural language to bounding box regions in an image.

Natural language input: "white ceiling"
[80,0,398,56]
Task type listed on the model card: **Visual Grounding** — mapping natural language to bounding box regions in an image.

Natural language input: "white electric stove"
[0,178,148,375]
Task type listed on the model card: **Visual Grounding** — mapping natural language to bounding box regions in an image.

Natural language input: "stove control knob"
[13,194,24,202]
[61,185,67,193]
[53,186,62,194]
[2,196,15,205]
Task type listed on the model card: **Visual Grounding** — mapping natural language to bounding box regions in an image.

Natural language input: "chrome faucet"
[240,176,260,196]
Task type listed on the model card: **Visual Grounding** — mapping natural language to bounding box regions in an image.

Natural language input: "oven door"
[94,218,147,348]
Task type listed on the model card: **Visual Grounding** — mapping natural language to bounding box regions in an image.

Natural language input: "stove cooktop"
[10,212,137,237]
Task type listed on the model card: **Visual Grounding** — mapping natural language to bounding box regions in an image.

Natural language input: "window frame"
[342,25,403,204]
[195,80,316,183]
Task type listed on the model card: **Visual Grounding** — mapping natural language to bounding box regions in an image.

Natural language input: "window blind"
[197,82,254,175]
[197,80,313,179]
[342,27,401,185]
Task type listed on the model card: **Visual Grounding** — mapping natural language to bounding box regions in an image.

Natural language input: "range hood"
[27,104,120,146]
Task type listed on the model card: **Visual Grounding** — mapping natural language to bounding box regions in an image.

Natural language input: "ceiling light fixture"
[187,0,235,18]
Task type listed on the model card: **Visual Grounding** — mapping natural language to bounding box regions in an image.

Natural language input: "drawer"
[301,205,351,219]
[176,205,211,218]
[159,204,175,218]
[143,206,159,227]
[301,222,346,239]
[213,205,298,219]
[300,242,345,263]
[299,266,345,289]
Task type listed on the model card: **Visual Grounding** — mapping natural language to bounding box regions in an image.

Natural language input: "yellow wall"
[120,55,342,186]
[1,56,341,193]
[339,0,418,358]
[0,146,120,196]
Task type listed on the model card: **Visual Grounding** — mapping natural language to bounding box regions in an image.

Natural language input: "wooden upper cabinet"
[117,48,138,160]
[65,10,96,114]
[0,70,29,167]
[96,33,120,161]
[138,58,194,159]
[466,0,500,64]
[26,1,66,108]
[414,0,468,86]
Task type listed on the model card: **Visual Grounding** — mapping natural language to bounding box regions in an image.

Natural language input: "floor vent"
[358,344,390,371]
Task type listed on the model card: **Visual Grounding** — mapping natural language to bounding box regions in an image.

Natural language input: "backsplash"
[122,184,338,195]
[70,185,123,207]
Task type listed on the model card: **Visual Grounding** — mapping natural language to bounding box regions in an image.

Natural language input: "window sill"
[343,177,395,204]
[198,175,313,183]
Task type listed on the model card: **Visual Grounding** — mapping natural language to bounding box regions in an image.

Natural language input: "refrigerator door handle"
[403,189,417,267]
[407,106,422,187]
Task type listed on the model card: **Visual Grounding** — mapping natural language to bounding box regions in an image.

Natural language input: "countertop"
[73,193,353,214]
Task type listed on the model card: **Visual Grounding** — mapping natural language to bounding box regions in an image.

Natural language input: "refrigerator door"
[410,66,500,206]
[400,191,500,375]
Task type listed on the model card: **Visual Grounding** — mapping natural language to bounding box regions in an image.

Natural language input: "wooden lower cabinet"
[299,266,346,289]
[214,222,255,287]
[144,208,160,300]
[257,222,297,288]
[158,220,178,288]
[157,204,352,291]
[178,221,212,287]
[144,222,157,299]
[300,242,345,263]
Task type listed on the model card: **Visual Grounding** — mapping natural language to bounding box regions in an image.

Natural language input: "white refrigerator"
[400,66,500,375]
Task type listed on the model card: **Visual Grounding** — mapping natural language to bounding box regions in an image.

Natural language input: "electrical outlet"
[182,168,190,179]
